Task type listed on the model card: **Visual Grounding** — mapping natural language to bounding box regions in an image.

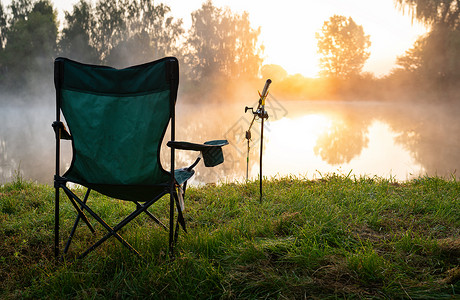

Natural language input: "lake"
[1,98,459,185]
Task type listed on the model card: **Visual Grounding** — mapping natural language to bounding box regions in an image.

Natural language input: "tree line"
[0,0,262,102]
[0,0,458,103]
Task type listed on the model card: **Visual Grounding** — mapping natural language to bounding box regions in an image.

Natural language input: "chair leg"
[54,185,60,259]
[174,220,180,245]
[59,184,170,260]
[76,203,143,260]
[134,201,167,231]
[173,190,187,233]
[79,227,141,260]
[64,188,93,254]
[172,186,188,249]
[169,192,175,258]
[72,191,165,260]
[62,187,95,232]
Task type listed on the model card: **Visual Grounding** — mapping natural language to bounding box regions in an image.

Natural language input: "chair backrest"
[55,57,179,192]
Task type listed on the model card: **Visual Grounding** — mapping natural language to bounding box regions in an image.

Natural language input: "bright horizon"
[44,0,428,78]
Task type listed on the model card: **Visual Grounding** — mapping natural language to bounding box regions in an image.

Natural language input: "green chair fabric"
[53,57,227,260]
[59,57,174,201]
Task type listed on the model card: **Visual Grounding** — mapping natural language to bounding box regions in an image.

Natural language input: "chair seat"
[59,168,194,202]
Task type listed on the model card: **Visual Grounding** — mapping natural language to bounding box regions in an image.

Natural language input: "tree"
[316,15,371,79]
[261,64,288,83]
[0,3,7,49]
[59,0,98,64]
[105,0,184,67]
[9,0,33,21]
[395,38,425,73]
[59,0,183,67]
[91,0,126,62]
[395,0,460,99]
[395,0,460,29]
[185,0,263,80]
[0,0,58,89]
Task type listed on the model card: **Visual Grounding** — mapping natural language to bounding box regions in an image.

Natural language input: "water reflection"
[314,116,370,165]
[1,100,459,184]
[387,103,460,178]
[263,115,425,180]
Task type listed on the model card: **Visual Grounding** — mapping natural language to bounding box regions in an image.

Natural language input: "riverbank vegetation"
[1,174,459,298]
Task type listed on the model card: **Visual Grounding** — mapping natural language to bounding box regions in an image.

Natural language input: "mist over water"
[2,94,459,185]
[1,100,56,183]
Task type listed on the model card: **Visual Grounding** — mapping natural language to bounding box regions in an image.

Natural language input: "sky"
[49,0,428,78]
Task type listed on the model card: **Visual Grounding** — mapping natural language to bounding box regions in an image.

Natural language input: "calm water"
[1,99,459,185]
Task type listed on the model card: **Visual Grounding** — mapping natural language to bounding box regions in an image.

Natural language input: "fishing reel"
[245,106,269,120]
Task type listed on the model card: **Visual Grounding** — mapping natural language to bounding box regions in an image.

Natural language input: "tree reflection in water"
[385,102,460,178]
[314,117,371,165]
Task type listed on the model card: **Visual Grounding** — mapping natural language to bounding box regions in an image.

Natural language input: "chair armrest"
[167,140,228,167]
[167,140,228,151]
[52,121,72,140]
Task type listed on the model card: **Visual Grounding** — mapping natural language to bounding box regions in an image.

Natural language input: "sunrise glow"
[47,0,429,78]
[164,0,429,77]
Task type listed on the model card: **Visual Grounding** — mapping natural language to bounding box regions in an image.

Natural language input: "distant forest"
[0,0,458,103]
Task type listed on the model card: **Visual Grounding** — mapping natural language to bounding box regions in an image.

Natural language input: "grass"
[0,174,459,299]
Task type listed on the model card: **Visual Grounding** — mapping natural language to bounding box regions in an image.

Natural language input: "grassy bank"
[1,174,459,299]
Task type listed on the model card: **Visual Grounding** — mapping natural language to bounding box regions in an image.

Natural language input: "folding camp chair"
[53,57,228,260]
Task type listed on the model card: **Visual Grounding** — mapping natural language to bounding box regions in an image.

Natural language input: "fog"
[1,97,57,184]
[2,87,460,185]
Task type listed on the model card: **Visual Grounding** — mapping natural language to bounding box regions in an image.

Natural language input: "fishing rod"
[245,79,272,203]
